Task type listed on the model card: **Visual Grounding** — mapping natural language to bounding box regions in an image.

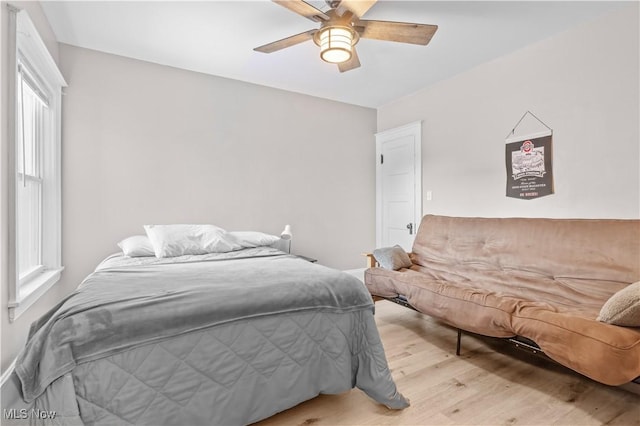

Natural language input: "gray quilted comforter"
[12,248,408,425]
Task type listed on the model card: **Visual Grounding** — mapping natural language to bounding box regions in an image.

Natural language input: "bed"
[8,241,408,425]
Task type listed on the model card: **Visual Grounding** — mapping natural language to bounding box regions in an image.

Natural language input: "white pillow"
[144,224,241,258]
[229,231,281,248]
[117,235,155,257]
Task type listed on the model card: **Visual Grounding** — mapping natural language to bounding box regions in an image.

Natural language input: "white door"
[376,122,422,251]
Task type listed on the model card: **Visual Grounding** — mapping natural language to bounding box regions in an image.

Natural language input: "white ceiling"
[41,1,626,108]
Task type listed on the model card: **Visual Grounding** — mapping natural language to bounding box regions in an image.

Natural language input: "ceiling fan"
[254,0,438,72]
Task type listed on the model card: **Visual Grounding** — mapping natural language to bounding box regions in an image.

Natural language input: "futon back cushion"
[411,215,640,285]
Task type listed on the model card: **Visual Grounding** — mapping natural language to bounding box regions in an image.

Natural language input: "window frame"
[7,7,67,322]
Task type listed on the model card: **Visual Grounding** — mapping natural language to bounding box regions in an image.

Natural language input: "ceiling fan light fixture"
[257,0,437,73]
[317,26,354,64]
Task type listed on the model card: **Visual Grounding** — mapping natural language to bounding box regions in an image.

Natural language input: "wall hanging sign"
[505,111,554,200]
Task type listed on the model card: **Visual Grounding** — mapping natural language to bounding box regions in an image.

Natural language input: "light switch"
[426,190,432,201]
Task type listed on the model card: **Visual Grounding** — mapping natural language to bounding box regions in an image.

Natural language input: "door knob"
[406,223,413,235]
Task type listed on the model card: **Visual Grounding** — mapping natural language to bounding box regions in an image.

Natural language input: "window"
[7,8,66,321]
[17,62,47,285]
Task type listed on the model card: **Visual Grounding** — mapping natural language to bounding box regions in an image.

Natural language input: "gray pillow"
[373,245,412,270]
[597,282,640,327]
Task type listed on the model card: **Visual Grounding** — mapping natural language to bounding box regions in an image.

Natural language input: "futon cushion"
[366,215,640,385]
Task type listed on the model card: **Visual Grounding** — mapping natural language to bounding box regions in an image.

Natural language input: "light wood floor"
[255,300,640,426]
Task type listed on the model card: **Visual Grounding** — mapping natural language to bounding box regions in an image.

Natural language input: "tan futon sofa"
[365,215,640,386]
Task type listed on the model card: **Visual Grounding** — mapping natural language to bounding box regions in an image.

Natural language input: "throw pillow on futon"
[597,281,640,327]
[373,245,412,271]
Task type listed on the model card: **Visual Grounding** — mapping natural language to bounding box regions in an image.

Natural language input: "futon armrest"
[362,252,378,268]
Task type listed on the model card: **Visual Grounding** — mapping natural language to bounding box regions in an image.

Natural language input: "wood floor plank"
[254,301,640,425]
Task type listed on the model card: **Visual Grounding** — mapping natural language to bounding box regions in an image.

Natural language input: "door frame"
[375,121,423,248]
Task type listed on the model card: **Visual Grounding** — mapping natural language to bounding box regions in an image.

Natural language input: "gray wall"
[58,44,377,281]
[378,4,639,220]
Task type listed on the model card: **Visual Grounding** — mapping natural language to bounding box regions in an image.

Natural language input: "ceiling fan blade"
[358,20,438,45]
[337,0,377,18]
[273,0,329,22]
[338,48,361,73]
[254,29,317,54]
